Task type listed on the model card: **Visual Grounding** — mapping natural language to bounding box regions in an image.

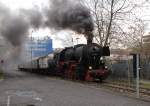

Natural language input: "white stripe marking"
[7,95,11,106]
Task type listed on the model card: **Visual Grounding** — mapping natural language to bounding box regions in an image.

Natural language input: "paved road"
[0,69,149,106]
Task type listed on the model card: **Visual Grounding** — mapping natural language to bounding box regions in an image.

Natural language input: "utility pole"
[0,44,5,72]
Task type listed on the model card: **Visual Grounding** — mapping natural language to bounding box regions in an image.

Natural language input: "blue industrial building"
[25,37,53,59]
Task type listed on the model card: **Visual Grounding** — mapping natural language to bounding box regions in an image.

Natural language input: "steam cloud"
[0,0,94,69]
[0,3,43,46]
[0,16,29,46]
[45,0,94,37]
[0,2,44,68]
[0,0,94,46]
[20,8,44,29]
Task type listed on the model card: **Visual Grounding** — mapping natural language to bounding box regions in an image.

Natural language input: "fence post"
[136,54,140,98]
[127,55,131,86]
[131,54,140,98]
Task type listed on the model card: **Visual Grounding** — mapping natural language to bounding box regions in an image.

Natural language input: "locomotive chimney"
[85,31,93,45]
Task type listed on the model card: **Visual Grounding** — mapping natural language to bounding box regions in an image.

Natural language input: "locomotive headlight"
[89,66,92,70]
[105,66,108,69]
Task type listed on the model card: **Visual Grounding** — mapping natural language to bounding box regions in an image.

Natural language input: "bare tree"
[80,0,146,47]
[117,18,145,50]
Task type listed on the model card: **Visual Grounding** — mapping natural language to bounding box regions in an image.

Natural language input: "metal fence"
[106,55,150,80]
[105,55,150,99]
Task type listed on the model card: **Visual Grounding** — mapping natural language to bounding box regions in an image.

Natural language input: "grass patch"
[140,83,150,89]
[140,80,150,89]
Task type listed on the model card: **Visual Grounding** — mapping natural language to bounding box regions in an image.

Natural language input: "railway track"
[71,79,150,100]
[103,82,150,96]
[100,81,150,99]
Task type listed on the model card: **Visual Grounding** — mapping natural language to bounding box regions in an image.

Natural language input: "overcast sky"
[0,0,87,48]
[1,0,48,10]
[1,0,150,48]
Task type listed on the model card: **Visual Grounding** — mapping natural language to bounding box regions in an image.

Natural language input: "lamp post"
[72,38,74,47]
[30,38,32,72]
[30,30,33,71]
[76,38,79,45]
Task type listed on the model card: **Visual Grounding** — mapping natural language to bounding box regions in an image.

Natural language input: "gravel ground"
[0,69,149,106]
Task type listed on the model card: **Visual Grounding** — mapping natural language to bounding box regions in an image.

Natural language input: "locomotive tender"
[19,43,110,82]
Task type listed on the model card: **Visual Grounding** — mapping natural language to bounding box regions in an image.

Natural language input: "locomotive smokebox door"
[102,46,110,56]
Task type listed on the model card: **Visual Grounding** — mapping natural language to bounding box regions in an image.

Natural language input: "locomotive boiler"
[19,43,110,82]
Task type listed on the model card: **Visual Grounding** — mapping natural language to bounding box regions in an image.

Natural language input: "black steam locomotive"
[18,43,110,82]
